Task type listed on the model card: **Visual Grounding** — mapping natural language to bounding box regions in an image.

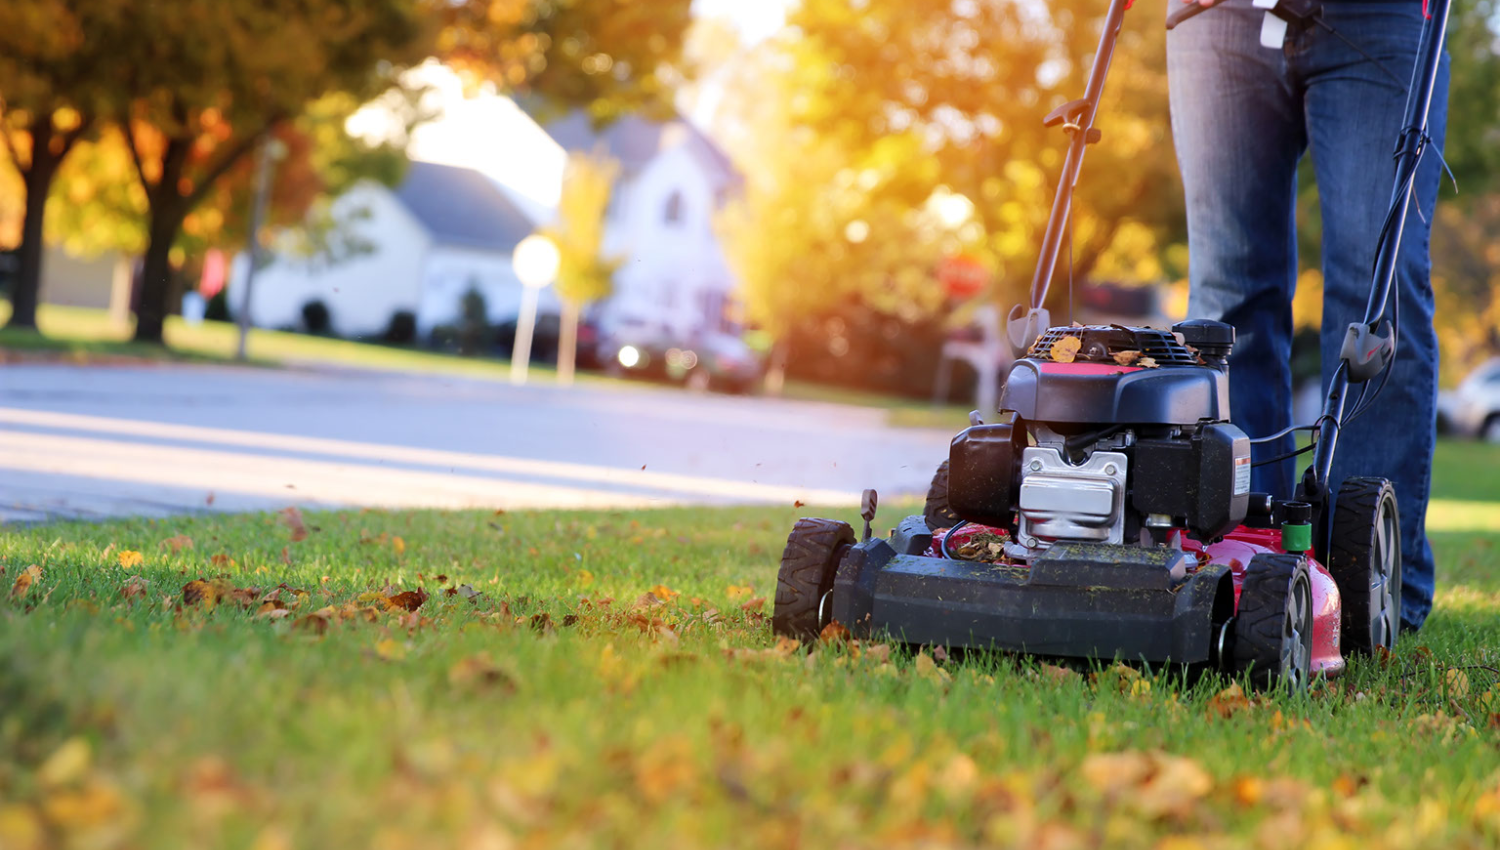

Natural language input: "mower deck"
[829,516,1343,673]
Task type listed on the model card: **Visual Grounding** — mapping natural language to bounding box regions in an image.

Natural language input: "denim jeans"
[1167,0,1449,629]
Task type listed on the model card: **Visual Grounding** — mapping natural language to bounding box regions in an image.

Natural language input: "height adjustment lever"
[1043,99,1102,144]
[1338,319,1394,383]
[1006,305,1053,359]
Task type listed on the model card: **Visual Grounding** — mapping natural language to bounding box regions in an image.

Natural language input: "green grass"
[4,446,1500,848]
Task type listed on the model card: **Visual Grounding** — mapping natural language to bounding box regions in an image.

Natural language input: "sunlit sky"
[350,1,798,222]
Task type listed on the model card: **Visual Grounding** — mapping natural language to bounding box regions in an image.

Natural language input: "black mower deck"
[831,517,1233,664]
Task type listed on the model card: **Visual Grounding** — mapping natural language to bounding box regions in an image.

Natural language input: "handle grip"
[1166,0,1219,29]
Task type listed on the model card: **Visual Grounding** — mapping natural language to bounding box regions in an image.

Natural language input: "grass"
[3,444,1500,848]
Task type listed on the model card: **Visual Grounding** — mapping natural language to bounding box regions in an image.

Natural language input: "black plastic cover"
[1132,423,1251,540]
[1001,359,1229,425]
[948,411,1025,528]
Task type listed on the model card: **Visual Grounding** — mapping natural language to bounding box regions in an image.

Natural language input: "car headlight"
[618,345,641,368]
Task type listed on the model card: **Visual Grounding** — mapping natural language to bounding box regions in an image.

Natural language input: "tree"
[95,0,429,343]
[544,150,621,385]
[0,0,119,329]
[433,0,694,124]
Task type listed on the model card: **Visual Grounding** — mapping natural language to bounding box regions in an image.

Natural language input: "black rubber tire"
[924,460,961,530]
[1233,553,1313,691]
[1327,477,1401,655]
[772,518,855,639]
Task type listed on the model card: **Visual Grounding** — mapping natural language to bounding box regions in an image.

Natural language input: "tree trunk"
[4,124,66,331]
[132,137,192,344]
[557,299,579,386]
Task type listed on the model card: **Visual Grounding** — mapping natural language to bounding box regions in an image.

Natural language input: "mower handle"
[1166,0,1225,30]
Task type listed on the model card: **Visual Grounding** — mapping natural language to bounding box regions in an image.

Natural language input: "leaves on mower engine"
[1112,349,1143,366]
[1049,335,1082,363]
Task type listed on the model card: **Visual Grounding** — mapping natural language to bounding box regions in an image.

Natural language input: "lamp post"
[510,234,560,386]
[236,135,288,362]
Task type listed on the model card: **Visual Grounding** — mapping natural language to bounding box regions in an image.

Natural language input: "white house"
[228,160,549,338]
[544,111,741,340]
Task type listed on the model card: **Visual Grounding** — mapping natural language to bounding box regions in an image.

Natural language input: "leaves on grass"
[117,550,143,569]
[914,652,951,684]
[372,638,407,662]
[1207,683,1253,719]
[10,565,42,600]
[118,576,150,602]
[819,621,850,643]
[448,654,517,693]
[738,596,766,612]
[1050,335,1082,363]
[38,739,92,789]
[1081,750,1213,819]
[725,584,753,599]
[160,535,194,553]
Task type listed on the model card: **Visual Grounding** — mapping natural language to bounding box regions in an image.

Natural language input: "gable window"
[664,191,683,225]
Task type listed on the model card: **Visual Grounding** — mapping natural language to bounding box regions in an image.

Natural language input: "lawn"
[3,447,1500,849]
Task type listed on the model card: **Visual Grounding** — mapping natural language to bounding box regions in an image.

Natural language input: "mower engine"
[948,320,1253,558]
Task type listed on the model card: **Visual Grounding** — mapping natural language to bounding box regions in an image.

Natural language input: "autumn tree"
[0,0,121,329]
[544,150,621,385]
[87,0,430,343]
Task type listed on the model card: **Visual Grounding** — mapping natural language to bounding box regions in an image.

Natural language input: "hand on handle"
[1167,0,1224,30]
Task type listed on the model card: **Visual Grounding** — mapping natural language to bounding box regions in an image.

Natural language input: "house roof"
[394,161,535,253]
[544,112,740,193]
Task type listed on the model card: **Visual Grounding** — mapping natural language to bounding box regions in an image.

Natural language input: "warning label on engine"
[1234,456,1252,495]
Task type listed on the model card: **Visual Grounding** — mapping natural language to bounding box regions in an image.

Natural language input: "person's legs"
[1168,0,1307,497]
[1298,2,1448,630]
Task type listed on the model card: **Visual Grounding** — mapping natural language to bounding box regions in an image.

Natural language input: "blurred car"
[1441,357,1500,442]
[598,319,762,394]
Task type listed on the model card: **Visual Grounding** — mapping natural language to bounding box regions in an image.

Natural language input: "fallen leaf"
[118,550,144,569]
[391,536,406,555]
[37,738,91,788]
[373,638,407,662]
[1112,350,1143,366]
[819,621,850,643]
[577,570,594,587]
[119,575,150,601]
[1137,356,1159,368]
[632,592,663,610]
[160,535,194,553]
[1207,682,1252,718]
[726,584,753,599]
[448,653,517,693]
[1038,663,1080,683]
[931,645,949,664]
[280,507,308,543]
[864,644,892,664]
[739,596,766,612]
[1445,668,1471,699]
[386,589,428,612]
[210,554,233,567]
[914,652,951,683]
[10,565,42,600]
[649,584,680,602]
[1050,335,1082,363]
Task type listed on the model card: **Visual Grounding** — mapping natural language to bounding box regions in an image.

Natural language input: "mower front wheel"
[1233,553,1313,691]
[1328,477,1402,655]
[773,518,855,640]
[924,460,961,530]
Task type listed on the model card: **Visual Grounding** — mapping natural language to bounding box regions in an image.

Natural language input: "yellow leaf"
[649,584,679,602]
[1446,668,1470,698]
[578,570,595,587]
[38,738,91,788]
[1050,335,1082,363]
[118,550,143,569]
[391,536,406,555]
[10,565,42,600]
[0,805,44,850]
[726,584,753,599]
[914,652,951,683]
[373,639,407,662]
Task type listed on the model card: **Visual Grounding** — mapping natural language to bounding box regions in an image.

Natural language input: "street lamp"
[236,134,288,362]
[510,233,560,386]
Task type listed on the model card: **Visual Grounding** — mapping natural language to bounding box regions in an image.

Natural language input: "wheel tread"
[772,518,855,639]
[1233,553,1309,690]
[1327,476,1400,655]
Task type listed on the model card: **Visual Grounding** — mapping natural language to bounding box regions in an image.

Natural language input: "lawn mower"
[773,0,1451,689]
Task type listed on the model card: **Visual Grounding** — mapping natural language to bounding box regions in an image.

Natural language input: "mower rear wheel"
[924,460,961,530]
[1328,477,1402,655]
[1233,553,1313,691]
[773,518,855,639]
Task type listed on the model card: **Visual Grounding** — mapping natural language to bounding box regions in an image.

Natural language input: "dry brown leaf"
[739,596,766,613]
[1039,663,1081,683]
[160,535,194,553]
[1137,356,1160,369]
[119,575,150,601]
[864,643,892,664]
[819,621,851,643]
[1207,682,1252,718]
[1050,335,1082,363]
[649,584,680,602]
[386,589,428,612]
[1112,350,1143,366]
[449,653,518,693]
[280,507,308,542]
[10,565,42,600]
[793,500,806,508]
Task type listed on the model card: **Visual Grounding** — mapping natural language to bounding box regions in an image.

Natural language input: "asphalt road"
[0,363,952,523]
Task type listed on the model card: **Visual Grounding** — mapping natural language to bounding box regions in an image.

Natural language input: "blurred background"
[1,0,1498,520]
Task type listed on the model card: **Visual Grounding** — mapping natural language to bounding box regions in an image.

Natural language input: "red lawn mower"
[773,0,1450,689]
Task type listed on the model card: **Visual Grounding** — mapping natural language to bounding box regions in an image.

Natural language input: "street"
[0,363,952,522]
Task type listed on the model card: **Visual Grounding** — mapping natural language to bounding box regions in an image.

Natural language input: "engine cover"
[1016,447,1129,547]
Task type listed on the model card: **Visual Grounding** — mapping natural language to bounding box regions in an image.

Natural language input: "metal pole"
[236,137,276,362]
[1025,0,1130,310]
[510,286,540,385]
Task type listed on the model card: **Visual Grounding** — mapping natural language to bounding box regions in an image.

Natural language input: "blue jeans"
[1167,0,1449,630]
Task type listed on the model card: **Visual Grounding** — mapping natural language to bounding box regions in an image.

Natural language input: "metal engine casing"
[1015,446,1129,546]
